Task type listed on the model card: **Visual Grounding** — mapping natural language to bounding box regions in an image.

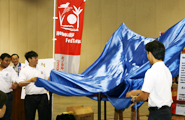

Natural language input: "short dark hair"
[11,54,19,58]
[145,40,165,61]
[0,90,8,109]
[0,53,11,60]
[25,51,38,62]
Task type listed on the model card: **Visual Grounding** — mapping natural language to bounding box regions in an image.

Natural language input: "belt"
[26,93,47,96]
[6,92,12,95]
[149,106,170,111]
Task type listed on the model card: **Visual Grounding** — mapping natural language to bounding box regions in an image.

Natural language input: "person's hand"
[9,82,18,89]
[130,96,137,107]
[31,77,37,82]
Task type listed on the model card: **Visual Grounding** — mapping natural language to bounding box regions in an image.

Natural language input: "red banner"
[55,0,85,73]
[55,0,85,55]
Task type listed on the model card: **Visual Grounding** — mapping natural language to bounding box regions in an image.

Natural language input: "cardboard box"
[67,105,94,120]
[67,105,84,113]
[172,115,185,120]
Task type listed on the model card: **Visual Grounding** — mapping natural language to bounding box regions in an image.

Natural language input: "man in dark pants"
[0,53,18,120]
[18,51,49,120]
[126,40,172,120]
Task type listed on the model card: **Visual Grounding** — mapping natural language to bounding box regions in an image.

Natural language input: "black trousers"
[24,94,49,120]
[0,92,13,120]
[148,107,171,120]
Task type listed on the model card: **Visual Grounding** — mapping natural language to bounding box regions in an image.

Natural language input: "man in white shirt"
[126,40,172,120]
[11,54,25,75]
[18,51,49,120]
[0,53,18,120]
[11,53,25,120]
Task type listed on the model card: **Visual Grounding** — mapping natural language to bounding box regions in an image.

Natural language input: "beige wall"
[0,0,185,73]
[0,0,53,63]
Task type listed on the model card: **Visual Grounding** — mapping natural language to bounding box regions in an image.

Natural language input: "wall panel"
[10,0,18,54]
[80,0,103,72]
[120,0,136,32]
[0,0,185,72]
[37,0,53,59]
[101,0,118,45]
[156,0,181,35]
[80,0,185,72]
[0,0,10,53]
[27,0,38,52]
[46,0,54,58]
[135,0,156,38]
[17,0,28,62]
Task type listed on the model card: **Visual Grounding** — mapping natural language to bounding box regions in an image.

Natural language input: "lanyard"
[18,62,21,76]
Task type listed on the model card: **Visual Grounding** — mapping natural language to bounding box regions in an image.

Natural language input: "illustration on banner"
[58,2,83,31]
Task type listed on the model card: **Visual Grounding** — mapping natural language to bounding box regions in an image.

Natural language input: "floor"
[34,94,185,120]
[52,94,149,120]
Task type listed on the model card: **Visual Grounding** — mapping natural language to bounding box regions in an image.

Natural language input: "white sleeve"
[11,69,18,83]
[18,69,27,83]
[141,69,155,93]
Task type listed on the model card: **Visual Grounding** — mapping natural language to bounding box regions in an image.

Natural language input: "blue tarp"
[35,18,185,110]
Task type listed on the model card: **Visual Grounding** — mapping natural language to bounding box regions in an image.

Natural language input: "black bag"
[56,114,76,120]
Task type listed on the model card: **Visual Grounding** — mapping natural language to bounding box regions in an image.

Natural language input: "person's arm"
[18,67,37,87]
[19,77,37,87]
[9,68,19,89]
[0,105,6,118]
[132,91,149,102]
[9,82,18,89]
[129,91,149,107]
[126,90,142,97]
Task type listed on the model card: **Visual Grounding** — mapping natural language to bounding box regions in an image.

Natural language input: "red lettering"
[61,56,64,70]
[56,60,60,71]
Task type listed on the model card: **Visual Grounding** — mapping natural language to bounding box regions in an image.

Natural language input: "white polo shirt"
[141,61,173,108]
[18,65,48,95]
[0,66,18,93]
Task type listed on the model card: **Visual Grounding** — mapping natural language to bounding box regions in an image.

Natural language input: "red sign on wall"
[55,0,85,55]
[55,0,85,73]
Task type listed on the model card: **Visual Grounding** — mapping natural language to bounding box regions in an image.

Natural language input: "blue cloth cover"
[35,18,185,110]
